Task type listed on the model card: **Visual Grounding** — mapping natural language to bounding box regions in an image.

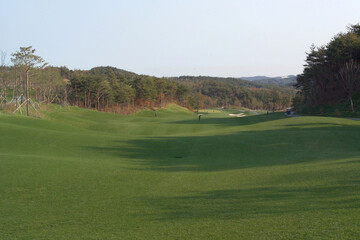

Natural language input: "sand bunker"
[229,113,246,117]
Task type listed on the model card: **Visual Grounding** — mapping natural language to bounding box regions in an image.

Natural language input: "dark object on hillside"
[155,111,157,117]
[198,114,202,121]
[286,108,291,115]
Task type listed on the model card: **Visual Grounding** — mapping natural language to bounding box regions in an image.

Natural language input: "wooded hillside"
[0,48,295,115]
[295,24,360,114]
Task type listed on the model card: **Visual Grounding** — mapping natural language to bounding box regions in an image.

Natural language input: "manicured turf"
[1,104,360,239]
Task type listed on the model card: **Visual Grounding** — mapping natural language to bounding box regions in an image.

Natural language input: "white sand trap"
[229,113,246,117]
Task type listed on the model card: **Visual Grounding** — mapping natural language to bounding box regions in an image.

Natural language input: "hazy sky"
[1,0,360,77]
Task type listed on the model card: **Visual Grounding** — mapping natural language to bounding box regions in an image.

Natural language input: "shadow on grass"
[84,123,360,172]
[169,112,288,127]
[139,183,360,220]
[82,118,360,221]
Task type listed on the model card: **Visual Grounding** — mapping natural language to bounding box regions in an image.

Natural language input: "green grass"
[1,104,360,239]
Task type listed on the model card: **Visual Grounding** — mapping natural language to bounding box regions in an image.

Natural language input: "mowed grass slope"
[1,105,360,239]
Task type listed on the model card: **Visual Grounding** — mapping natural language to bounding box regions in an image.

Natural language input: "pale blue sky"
[1,0,359,77]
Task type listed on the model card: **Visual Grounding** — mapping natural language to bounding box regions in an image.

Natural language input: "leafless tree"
[337,60,360,112]
[0,50,9,104]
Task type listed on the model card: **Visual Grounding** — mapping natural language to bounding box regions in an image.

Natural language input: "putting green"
[1,104,360,239]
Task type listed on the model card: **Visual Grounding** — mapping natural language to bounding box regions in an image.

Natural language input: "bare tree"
[11,46,46,116]
[0,50,6,66]
[0,51,8,104]
[337,60,360,112]
[11,57,24,108]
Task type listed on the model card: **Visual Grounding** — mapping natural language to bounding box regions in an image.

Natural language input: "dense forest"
[171,76,294,110]
[250,76,297,87]
[295,24,360,114]
[0,47,295,116]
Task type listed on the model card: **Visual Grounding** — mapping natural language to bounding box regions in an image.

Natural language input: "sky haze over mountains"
[1,0,360,77]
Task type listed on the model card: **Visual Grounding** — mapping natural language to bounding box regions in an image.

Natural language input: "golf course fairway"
[1,105,360,239]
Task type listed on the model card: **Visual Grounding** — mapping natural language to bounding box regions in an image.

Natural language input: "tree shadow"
[137,183,360,220]
[283,123,344,127]
[84,124,360,172]
[82,121,360,222]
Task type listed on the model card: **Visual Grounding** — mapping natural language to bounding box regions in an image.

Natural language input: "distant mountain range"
[240,75,297,86]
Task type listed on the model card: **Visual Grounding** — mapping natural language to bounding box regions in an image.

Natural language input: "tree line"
[0,46,295,116]
[295,24,360,113]
[171,77,294,111]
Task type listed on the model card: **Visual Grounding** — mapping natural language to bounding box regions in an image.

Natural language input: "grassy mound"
[1,105,360,239]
